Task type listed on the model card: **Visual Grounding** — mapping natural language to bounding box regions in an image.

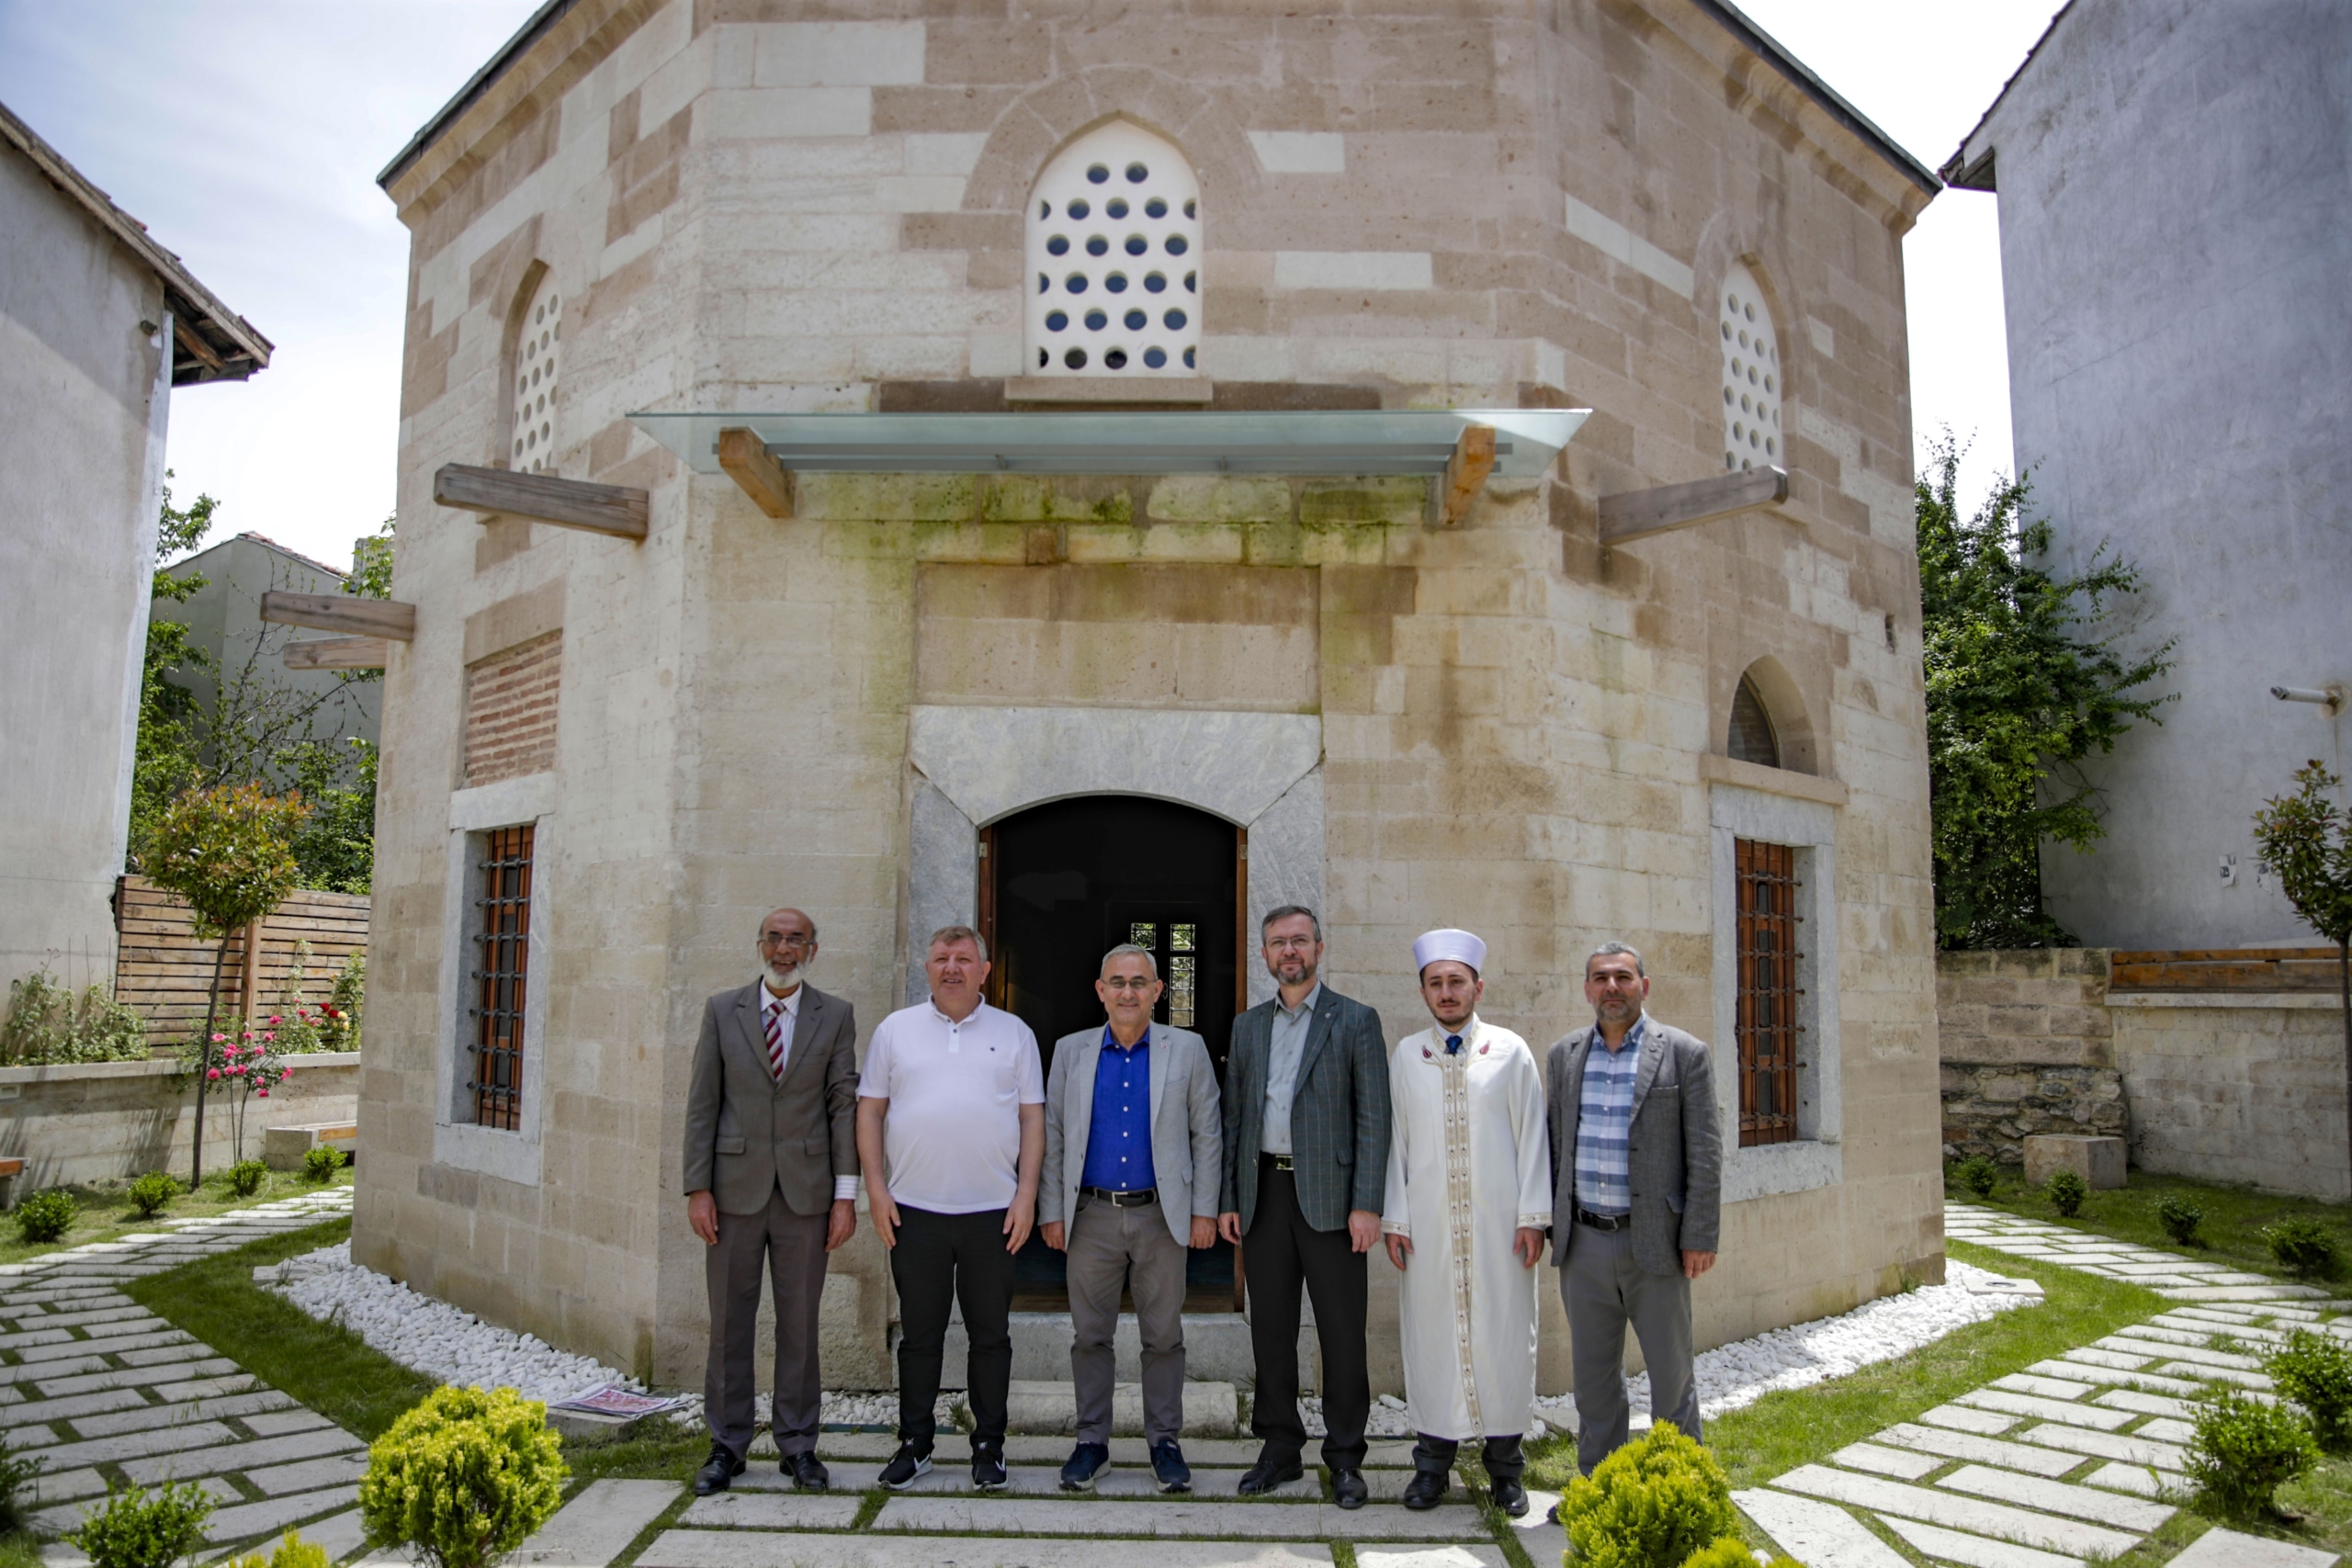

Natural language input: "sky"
[0,0,2059,574]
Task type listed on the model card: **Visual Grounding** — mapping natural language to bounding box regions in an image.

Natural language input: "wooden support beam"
[171,316,226,376]
[433,463,650,540]
[1433,423,1497,527]
[259,592,416,641]
[1599,466,1788,546]
[717,427,797,519]
[282,637,390,671]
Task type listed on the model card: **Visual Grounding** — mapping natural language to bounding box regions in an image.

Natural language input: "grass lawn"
[1950,1163,2352,1284]
[0,1167,354,1269]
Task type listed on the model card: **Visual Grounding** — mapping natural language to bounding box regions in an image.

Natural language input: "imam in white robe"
[1381,1016,1552,1441]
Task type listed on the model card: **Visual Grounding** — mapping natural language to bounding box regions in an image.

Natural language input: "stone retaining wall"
[0,1053,359,1189]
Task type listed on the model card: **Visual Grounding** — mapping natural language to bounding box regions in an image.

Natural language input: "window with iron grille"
[469,824,534,1130]
[1735,838,1800,1146]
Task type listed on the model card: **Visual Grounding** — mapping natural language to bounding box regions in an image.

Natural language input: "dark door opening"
[980,795,1245,1311]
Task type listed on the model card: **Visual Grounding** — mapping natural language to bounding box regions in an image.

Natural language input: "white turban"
[1413,928,1487,976]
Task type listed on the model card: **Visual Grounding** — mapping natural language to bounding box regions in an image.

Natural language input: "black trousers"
[1245,1161,1370,1469]
[889,1204,1014,1450]
[1415,1433,1526,1484]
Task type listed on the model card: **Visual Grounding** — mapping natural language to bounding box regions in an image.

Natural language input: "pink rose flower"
[211,1032,225,1043]
[263,1032,276,1043]
[256,1088,269,1099]
[206,1068,220,1080]
[268,1015,281,1025]
[279,1068,291,1081]
[241,1031,254,1041]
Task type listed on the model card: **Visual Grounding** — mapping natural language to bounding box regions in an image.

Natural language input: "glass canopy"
[627,407,1588,479]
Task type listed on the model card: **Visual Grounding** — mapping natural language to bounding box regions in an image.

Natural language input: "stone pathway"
[1731,1202,2349,1568]
[2,1188,368,1564]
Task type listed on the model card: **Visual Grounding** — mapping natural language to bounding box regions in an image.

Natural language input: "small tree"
[142,784,308,1190]
[2252,761,2352,1195]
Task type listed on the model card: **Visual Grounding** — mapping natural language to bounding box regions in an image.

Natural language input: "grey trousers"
[1561,1223,1699,1476]
[1067,1195,1188,1445]
[706,1188,829,1460]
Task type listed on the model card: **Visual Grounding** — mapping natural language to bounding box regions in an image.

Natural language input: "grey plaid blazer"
[1219,986,1390,1232]
[1545,1014,1722,1276]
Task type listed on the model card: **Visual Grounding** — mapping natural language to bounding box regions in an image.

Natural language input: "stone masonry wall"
[0,1054,358,1189]
[1937,949,2125,1162]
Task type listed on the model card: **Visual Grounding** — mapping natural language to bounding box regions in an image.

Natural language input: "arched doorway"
[979,794,1245,1309]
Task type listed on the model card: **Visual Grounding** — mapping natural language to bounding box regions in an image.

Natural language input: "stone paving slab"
[1988,1375,2098,1402]
[2161,1285,2329,1302]
[35,1357,240,1396]
[872,1497,1488,1541]
[1955,1393,2134,1431]
[685,1495,913,1530]
[202,1486,362,1542]
[243,1453,371,1497]
[2083,1463,2185,1498]
[639,1532,1334,1568]
[1934,1465,2174,1531]
[118,1425,366,1484]
[2155,1362,2272,1390]
[2035,1358,2200,1395]
[2166,1526,2340,1568]
[1829,1443,1941,1481]
[146,1374,262,1402]
[1508,1488,1565,1567]
[737,1463,1327,1502]
[2105,1334,2259,1368]
[30,1417,240,1470]
[1869,1424,2081,1479]
[67,1388,297,1438]
[2138,1418,2196,1446]
[0,1329,79,1351]
[1918,1405,2019,1437]
[243,1408,336,1437]
[1768,1465,2139,1557]
[1734,1487,1912,1568]
[2015,1423,2188,1471]
[1876,1513,2085,1568]
[2092,1389,2198,1420]
[30,1468,107,1505]
[515,1481,690,1568]
[0,1357,112,1386]
[1354,1551,1506,1568]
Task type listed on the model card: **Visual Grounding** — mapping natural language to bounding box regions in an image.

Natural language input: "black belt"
[1577,1208,1632,1233]
[1261,1153,1295,1172]
[1081,1186,1159,1208]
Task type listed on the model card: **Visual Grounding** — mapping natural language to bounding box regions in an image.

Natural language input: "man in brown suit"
[684,907,859,1495]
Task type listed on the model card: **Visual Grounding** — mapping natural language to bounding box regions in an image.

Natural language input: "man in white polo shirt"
[856,924,1046,1493]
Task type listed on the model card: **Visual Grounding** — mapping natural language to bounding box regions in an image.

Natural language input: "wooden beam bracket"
[717,427,797,519]
[1430,423,1497,527]
[433,464,650,540]
[1599,465,1789,547]
[259,592,416,641]
[283,637,390,671]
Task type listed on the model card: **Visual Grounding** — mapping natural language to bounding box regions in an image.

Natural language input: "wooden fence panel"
[2109,947,2343,994]
[113,876,370,1047]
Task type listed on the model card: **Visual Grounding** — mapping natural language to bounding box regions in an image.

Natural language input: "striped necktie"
[763,1000,787,1081]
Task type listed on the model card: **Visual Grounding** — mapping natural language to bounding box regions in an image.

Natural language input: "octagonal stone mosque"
[344,0,1946,1395]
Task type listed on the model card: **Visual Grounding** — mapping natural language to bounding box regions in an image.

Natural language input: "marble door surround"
[904,705,1325,1008]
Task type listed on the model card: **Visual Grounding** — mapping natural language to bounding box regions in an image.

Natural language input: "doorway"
[980,795,1245,1310]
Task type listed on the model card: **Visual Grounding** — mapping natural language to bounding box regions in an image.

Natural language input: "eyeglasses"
[1264,937,1317,953]
[1102,976,1159,992]
[759,932,815,949]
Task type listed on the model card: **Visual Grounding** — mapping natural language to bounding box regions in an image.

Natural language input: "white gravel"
[266,1242,2029,1434]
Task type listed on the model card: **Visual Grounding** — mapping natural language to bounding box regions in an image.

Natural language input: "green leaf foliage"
[2156,1193,2205,1245]
[345,517,395,602]
[359,1385,568,1568]
[1559,1423,1736,1568]
[128,1173,180,1218]
[1685,1538,1796,1568]
[1917,435,2174,949]
[2252,761,2352,950]
[1950,1156,1998,1200]
[65,1481,216,1568]
[0,1431,44,1536]
[303,1145,345,1183]
[14,1190,76,1245]
[2264,1216,2340,1278]
[2188,1385,2317,1518]
[2046,1168,2088,1217]
[143,784,309,940]
[228,1159,269,1198]
[2266,1329,2352,1452]
[218,1531,330,1568]
[0,972,151,1066]
[282,739,378,896]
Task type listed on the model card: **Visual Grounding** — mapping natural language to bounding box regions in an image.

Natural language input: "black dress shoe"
[1237,1452,1306,1495]
[785,1451,830,1491]
[1402,1468,1450,1510]
[692,1443,745,1495]
[1330,1468,1369,1509]
[1491,1474,1529,1517]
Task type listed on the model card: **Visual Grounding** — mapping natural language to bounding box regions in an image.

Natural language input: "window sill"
[1699,753,1849,807]
[1724,1136,1841,1203]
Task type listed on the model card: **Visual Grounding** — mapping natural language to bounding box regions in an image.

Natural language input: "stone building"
[1946,0,2352,951]
[0,99,269,1001]
[356,0,1948,1396]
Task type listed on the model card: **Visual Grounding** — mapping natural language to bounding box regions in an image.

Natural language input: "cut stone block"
[2082,1463,2185,1497]
[1934,1465,2173,1531]
[1955,1393,2133,1431]
[516,1480,693,1567]
[1876,1513,2084,1568]
[1832,1443,1942,1481]
[2165,1526,2341,1568]
[2023,1136,2125,1187]
[1918,1406,2018,1436]
[203,1487,361,1544]
[1988,1375,2096,1402]
[1732,1486,1911,1568]
[2016,1423,2187,1471]
[1003,1379,1238,1437]
[1768,1465,2138,1557]
[875,1496,1488,1540]
[1870,1423,2080,1479]
[639,1534,1335,1568]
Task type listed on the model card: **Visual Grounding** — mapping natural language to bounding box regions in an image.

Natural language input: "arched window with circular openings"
[1025,121,1201,378]
[511,273,561,474]
[1719,262,1781,473]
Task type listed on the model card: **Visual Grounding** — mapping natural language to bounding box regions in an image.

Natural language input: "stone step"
[1732,1487,1911,1568]
[872,1495,1491,1542]
[1768,1465,2139,1558]
[638,1532,1336,1568]
[1932,1465,2173,1531]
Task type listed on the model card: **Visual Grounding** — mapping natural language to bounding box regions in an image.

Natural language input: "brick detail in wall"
[464,632,561,786]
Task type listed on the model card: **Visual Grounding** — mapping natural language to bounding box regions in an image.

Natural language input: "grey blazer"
[1546,1014,1722,1277]
[683,981,859,1217]
[1220,986,1391,1233]
[1039,1021,1222,1248]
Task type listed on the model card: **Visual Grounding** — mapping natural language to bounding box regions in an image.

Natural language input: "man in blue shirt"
[1041,942,1223,1494]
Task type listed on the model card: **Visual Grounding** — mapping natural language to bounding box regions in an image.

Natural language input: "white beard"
[761,962,804,994]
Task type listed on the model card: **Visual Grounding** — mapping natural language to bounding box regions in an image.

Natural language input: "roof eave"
[1690,0,1942,196]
